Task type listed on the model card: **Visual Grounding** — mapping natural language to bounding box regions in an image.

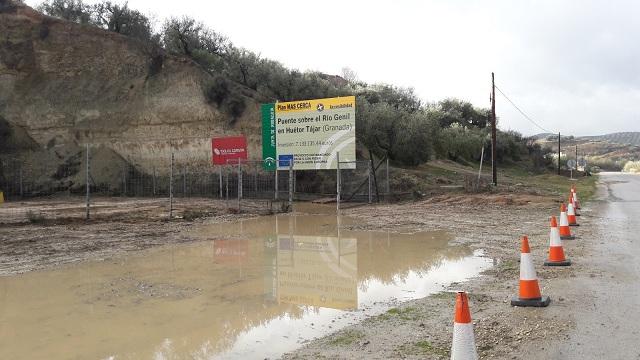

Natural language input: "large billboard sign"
[262,96,356,170]
[212,136,248,165]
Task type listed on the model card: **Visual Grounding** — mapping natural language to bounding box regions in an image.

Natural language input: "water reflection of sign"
[213,239,248,263]
[276,235,358,310]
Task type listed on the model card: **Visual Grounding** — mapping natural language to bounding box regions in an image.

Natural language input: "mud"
[285,192,596,359]
[1,202,490,359]
[0,197,268,275]
[0,189,595,359]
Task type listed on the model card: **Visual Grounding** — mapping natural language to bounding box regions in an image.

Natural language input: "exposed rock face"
[0,1,261,187]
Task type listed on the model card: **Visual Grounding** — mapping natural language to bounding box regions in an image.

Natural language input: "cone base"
[569,223,580,227]
[511,295,551,307]
[561,235,576,240]
[544,259,571,266]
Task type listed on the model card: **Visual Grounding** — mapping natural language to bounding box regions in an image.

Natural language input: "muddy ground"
[284,192,595,359]
[0,197,275,275]
[0,187,594,359]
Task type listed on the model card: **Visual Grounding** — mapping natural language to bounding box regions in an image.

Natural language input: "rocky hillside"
[0,0,260,182]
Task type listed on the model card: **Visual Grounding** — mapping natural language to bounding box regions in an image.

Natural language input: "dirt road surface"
[528,173,640,359]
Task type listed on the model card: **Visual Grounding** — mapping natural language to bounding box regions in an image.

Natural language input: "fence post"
[182,165,187,198]
[254,162,258,195]
[19,165,23,198]
[169,152,174,219]
[336,152,340,212]
[225,164,229,208]
[237,160,242,212]
[85,144,90,220]
[288,160,293,210]
[122,164,127,197]
[219,166,223,199]
[152,167,157,197]
[368,159,372,204]
[386,157,390,198]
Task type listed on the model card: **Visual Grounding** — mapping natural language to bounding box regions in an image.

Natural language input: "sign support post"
[288,160,293,210]
[336,152,341,212]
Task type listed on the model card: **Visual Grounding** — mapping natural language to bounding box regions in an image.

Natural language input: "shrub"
[623,161,640,173]
[205,77,229,105]
[225,93,246,121]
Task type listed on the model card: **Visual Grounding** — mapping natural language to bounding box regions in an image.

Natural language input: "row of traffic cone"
[451,185,584,359]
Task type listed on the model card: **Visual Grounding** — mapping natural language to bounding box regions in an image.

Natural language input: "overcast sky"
[28,0,640,136]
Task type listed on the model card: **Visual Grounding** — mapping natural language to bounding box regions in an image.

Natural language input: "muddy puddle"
[0,204,491,359]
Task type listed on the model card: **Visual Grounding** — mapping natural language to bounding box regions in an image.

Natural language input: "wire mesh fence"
[0,146,395,224]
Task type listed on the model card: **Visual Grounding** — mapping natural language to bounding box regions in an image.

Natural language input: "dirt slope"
[0,1,261,175]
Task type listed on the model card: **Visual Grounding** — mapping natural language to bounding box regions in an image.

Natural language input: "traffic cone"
[567,202,579,226]
[559,204,575,240]
[572,188,581,210]
[544,216,571,266]
[511,236,551,307]
[572,190,581,216]
[451,291,478,360]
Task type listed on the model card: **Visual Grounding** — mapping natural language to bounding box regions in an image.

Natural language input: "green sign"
[262,103,277,170]
[261,96,356,170]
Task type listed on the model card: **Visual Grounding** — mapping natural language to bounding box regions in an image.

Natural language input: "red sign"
[212,136,248,165]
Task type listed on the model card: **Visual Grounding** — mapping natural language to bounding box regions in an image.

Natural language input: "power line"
[494,84,554,134]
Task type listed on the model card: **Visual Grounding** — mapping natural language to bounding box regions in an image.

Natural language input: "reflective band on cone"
[511,236,551,307]
[567,202,579,226]
[451,292,478,360]
[559,204,575,240]
[544,216,571,266]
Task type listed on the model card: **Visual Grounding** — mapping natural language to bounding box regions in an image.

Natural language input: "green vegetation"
[38,0,555,169]
[396,340,449,357]
[328,330,365,346]
[501,165,598,201]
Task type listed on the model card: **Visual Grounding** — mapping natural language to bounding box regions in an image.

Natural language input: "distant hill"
[581,132,640,146]
[535,132,640,171]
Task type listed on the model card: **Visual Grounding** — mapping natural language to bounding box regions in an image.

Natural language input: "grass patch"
[498,259,517,272]
[328,329,365,346]
[386,306,420,321]
[396,340,449,357]
[501,165,598,202]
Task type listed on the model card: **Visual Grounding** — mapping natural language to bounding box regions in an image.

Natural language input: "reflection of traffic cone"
[544,216,571,266]
[511,236,551,307]
[567,202,579,226]
[559,204,575,240]
[451,291,478,360]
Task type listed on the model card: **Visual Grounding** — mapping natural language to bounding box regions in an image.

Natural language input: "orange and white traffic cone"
[451,291,478,360]
[559,204,575,240]
[572,190,581,216]
[572,188,581,210]
[544,216,571,266]
[567,201,579,226]
[511,236,551,307]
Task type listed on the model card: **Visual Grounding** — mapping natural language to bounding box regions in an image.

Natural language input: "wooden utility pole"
[491,72,497,186]
[557,132,561,175]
